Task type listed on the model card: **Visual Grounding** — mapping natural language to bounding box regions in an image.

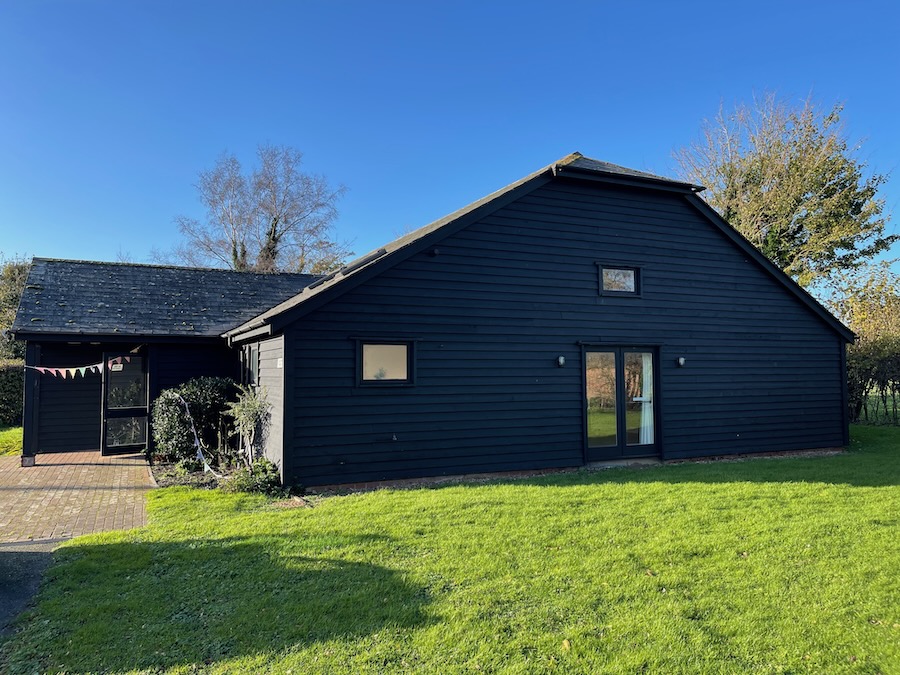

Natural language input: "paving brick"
[0,452,152,543]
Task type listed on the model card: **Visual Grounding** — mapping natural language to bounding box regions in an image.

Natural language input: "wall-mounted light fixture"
[676,357,686,368]
[557,356,566,367]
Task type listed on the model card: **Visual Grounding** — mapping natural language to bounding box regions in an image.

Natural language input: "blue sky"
[1,0,898,265]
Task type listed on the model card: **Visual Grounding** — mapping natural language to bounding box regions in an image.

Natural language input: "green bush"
[224,384,269,464]
[848,337,900,424]
[151,390,195,462]
[151,377,237,464]
[219,457,283,495]
[0,359,24,426]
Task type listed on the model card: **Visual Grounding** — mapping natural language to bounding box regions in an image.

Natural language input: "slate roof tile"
[11,259,319,338]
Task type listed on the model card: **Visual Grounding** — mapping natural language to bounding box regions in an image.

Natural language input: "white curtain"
[640,353,654,445]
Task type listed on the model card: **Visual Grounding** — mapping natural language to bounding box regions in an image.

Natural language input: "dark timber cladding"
[22,340,239,456]
[34,344,103,453]
[12,259,319,462]
[279,176,848,486]
[255,335,286,473]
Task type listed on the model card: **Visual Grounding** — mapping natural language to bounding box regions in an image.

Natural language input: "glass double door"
[585,348,656,461]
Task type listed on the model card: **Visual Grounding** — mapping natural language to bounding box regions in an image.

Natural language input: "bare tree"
[674,94,894,288]
[164,145,350,273]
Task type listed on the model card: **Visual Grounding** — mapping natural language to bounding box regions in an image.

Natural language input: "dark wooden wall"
[34,344,103,453]
[24,341,239,456]
[149,343,239,401]
[279,177,847,486]
[255,335,285,473]
[259,336,284,469]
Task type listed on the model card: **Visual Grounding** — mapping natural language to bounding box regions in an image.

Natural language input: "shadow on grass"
[0,542,57,639]
[3,534,433,673]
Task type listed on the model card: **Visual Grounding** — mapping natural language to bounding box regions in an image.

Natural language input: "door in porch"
[585,348,657,461]
[101,353,148,455]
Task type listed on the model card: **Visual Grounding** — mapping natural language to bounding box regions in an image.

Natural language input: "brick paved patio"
[0,451,154,543]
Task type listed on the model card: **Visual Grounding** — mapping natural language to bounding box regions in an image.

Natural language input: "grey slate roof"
[11,259,319,338]
[563,156,704,191]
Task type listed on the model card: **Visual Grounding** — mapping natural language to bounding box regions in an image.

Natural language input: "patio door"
[101,352,148,455]
[584,348,657,461]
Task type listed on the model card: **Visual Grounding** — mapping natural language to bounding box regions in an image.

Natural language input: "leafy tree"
[827,263,900,423]
[828,263,900,342]
[674,94,895,287]
[0,255,31,360]
[164,145,351,273]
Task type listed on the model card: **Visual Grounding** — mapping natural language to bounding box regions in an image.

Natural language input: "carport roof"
[10,258,319,339]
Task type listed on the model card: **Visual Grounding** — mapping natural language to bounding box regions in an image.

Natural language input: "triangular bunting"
[29,361,106,377]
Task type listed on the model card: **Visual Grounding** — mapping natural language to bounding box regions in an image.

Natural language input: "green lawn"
[1,426,898,674]
[0,426,22,456]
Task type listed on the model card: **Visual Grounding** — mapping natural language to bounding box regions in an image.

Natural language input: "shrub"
[151,390,195,462]
[151,377,237,464]
[0,359,24,426]
[219,457,283,495]
[178,377,235,454]
[225,384,269,465]
[848,337,900,424]
[174,457,203,475]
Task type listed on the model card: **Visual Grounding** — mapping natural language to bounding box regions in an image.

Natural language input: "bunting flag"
[106,356,133,368]
[25,361,105,379]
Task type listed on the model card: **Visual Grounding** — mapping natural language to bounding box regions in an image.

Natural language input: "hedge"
[0,359,24,426]
[848,337,900,425]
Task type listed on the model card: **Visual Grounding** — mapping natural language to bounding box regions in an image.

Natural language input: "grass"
[0,426,22,456]
[1,425,898,673]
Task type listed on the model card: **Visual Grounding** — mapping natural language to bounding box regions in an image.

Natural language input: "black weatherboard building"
[12,153,854,485]
[12,263,314,461]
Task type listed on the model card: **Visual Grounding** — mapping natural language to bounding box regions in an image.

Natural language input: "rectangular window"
[244,344,259,386]
[598,264,641,296]
[106,417,148,447]
[359,341,414,385]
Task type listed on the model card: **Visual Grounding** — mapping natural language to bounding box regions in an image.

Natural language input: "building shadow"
[0,541,60,638]
[4,533,434,672]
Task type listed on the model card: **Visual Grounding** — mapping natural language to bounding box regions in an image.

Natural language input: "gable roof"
[559,156,705,191]
[11,258,319,340]
[224,152,853,343]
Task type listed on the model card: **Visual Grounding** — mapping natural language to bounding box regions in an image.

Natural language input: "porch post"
[21,342,40,466]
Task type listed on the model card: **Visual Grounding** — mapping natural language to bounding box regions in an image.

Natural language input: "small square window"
[598,265,641,296]
[359,341,414,385]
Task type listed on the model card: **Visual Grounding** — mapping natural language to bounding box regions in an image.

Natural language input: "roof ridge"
[31,257,322,277]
